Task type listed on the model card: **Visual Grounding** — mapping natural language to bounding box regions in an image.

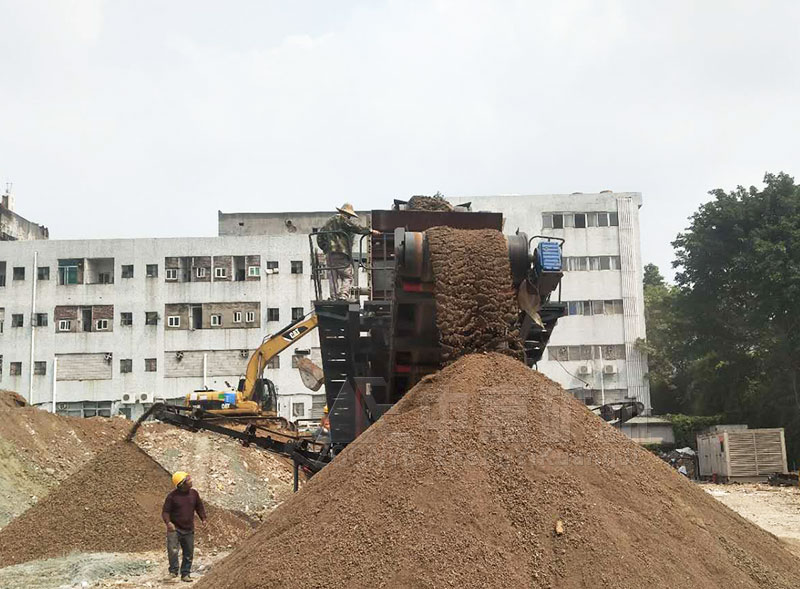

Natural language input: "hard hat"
[172,471,189,487]
[336,203,358,218]
[323,405,329,414]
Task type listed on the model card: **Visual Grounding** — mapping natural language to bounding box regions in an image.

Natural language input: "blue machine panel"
[537,242,562,272]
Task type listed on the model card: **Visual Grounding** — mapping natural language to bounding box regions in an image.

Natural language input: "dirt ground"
[0,549,227,589]
[704,482,800,555]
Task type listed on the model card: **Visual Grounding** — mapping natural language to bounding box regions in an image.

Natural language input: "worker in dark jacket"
[317,203,379,300]
[162,471,206,582]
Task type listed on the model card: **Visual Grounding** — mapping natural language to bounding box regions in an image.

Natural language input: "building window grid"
[565,300,624,316]
[564,256,621,272]
[267,308,280,322]
[290,261,303,274]
[245,311,255,323]
[34,361,46,376]
[10,362,22,376]
[210,314,222,327]
[165,268,178,281]
[145,312,159,325]
[145,358,157,372]
[542,211,619,229]
[37,267,50,280]
[248,266,260,277]
[121,265,134,278]
[11,314,23,328]
[120,359,133,373]
[120,312,133,326]
[58,319,71,331]
[233,311,242,323]
[548,344,626,362]
[167,316,181,328]
[35,313,48,327]
[96,319,109,331]
[146,264,158,278]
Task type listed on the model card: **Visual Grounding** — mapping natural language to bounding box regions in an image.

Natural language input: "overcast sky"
[2,1,799,278]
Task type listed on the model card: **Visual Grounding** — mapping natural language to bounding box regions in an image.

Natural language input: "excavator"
[183,313,321,417]
[129,197,642,489]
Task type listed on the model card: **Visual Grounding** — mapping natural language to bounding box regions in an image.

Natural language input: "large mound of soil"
[408,194,453,211]
[426,227,523,363]
[0,441,255,566]
[196,354,800,589]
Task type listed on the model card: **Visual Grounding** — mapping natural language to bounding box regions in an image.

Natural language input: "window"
[120,312,133,326]
[58,261,80,285]
[145,358,157,372]
[121,265,134,278]
[267,308,280,322]
[12,314,23,328]
[563,213,574,228]
[58,319,72,331]
[587,212,597,227]
[541,214,553,229]
[552,214,563,229]
[167,316,181,327]
[599,256,611,271]
[266,356,280,369]
[233,311,242,323]
[13,267,25,280]
[145,312,159,325]
[245,311,255,323]
[597,212,609,227]
[610,212,619,226]
[196,267,207,279]
[165,268,178,281]
[210,314,222,327]
[266,261,279,273]
[290,261,303,274]
[248,266,260,277]
[98,272,113,284]
[574,213,586,228]
[35,313,48,327]
[120,359,132,373]
[291,307,304,321]
[146,264,158,278]
[96,319,109,330]
[214,267,227,279]
[34,361,46,376]
[10,362,21,376]
[292,402,305,418]
[37,267,50,280]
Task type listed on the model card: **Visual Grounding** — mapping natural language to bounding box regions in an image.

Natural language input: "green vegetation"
[645,173,800,461]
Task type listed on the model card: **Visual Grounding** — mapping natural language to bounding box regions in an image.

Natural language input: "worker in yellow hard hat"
[317,203,380,301]
[162,471,207,582]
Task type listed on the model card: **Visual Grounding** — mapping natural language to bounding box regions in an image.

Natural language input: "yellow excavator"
[184,313,322,416]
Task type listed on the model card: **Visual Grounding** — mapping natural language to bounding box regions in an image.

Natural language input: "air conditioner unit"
[577,365,592,376]
[139,392,154,404]
[240,349,249,358]
[104,352,113,362]
[175,351,184,361]
[57,402,68,411]
[603,364,617,375]
[121,392,135,404]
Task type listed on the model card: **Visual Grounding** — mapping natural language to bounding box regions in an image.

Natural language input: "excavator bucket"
[297,357,325,391]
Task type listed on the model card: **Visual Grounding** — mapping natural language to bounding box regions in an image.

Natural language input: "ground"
[703,482,800,556]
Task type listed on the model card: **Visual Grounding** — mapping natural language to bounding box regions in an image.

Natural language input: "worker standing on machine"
[318,203,379,300]
[162,472,206,582]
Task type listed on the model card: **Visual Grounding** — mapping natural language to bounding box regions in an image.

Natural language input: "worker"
[317,203,380,300]
[162,471,207,583]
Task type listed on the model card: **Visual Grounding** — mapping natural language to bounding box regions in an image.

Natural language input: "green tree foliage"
[647,172,800,460]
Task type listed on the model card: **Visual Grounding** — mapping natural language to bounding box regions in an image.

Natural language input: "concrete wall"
[0,205,49,241]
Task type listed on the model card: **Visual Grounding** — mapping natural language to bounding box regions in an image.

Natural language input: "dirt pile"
[0,407,131,527]
[196,353,800,589]
[0,390,27,408]
[0,441,255,566]
[426,227,523,363]
[408,194,454,211]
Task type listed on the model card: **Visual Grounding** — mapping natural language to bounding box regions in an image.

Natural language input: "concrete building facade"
[1,191,49,242]
[0,191,648,423]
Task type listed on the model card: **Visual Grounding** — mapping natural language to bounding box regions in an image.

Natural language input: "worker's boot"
[181,575,193,583]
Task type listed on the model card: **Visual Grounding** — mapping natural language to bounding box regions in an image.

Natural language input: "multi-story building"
[0,192,648,423]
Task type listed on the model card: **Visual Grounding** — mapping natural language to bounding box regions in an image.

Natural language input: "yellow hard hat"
[323,405,329,414]
[172,471,189,487]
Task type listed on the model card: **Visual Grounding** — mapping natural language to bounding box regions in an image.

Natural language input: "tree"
[671,172,800,460]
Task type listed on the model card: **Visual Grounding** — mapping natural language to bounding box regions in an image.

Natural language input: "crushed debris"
[0,390,27,409]
[407,194,454,211]
[196,353,800,589]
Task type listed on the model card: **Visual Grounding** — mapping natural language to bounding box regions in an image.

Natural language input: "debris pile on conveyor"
[196,353,800,589]
[407,194,454,211]
[0,441,255,566]
[426,226,524,364]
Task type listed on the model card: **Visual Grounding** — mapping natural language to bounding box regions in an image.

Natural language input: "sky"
[1,1,799,279]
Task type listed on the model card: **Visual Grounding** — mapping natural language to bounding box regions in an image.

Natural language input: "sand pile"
[0,441,255,566]
[196,353,800,589]
[426,227,523,363]
[0,407,131,527]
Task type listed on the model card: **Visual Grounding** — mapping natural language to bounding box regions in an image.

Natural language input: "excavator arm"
[239,312,319,400]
